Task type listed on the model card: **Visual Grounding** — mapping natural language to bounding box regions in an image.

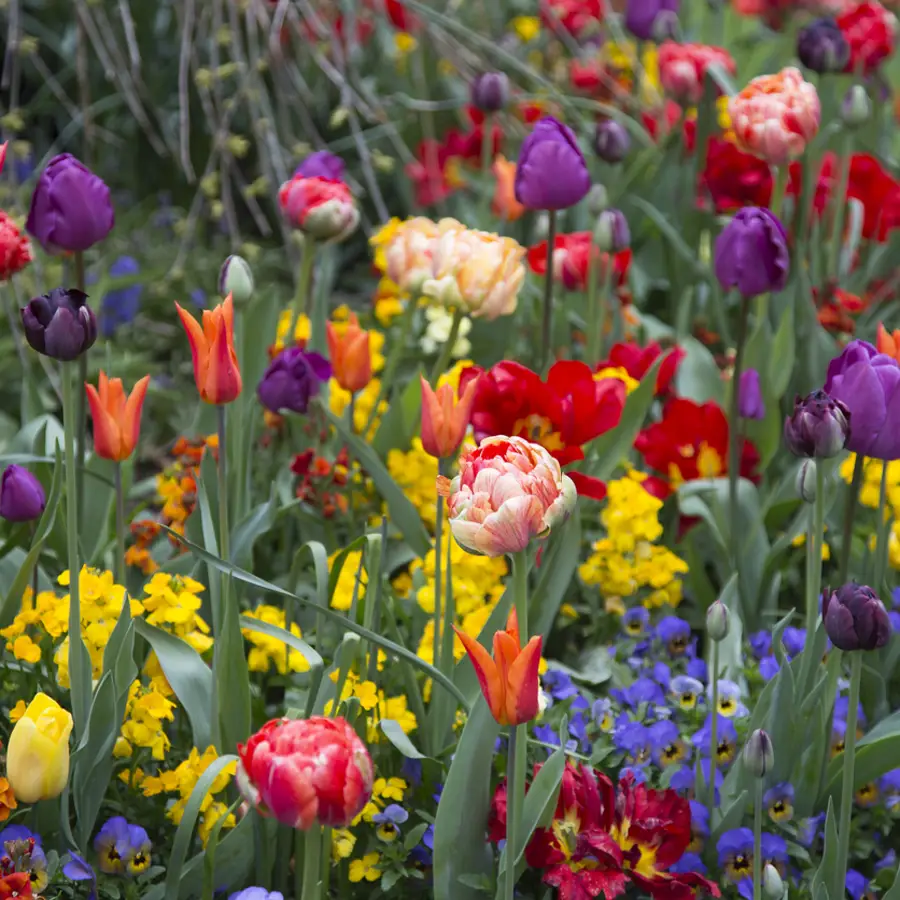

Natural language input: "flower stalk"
[74,251,88,519]
[752,777,763,900]
[707,646,719,828]
[300,825,322,900]
[289,237,316,346]
[839,454,865,583]
[114,462,126,585]
[430,308,465,386]
[799,463,827,695]
[834,651,862,900]
[872,462,890,590]
[728,297,750,593]
[539,209,558,374]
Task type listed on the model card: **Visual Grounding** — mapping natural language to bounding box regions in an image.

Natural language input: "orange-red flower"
[0,873,31,899]
[491,156,526,222]
[85,372,151,462]
[454,607,542,726]
[0,212,32,281]
[877,322,900,360]
[175,293,242,404]
[527,233,631,293]
[420,374,479,459]
[326,312,372,393]
[0,777,16,823]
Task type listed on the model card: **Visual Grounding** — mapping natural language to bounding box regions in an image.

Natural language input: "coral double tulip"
[420,374,479,459]
[455,607,542,726]
[236,716,373,830]
[278,175,359,243]
[175,293,242,404]
[7,693,73,803]
[85,372,151,462]
[383,216,442,295]
[326,313,372,393]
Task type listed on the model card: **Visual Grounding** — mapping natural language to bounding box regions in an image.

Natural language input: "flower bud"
[706,600,730,643]
[797,459,818,503]
[738,368,765,420]
[652,10,680,42]
[470,72,509,113]
[783,389,850,459]
[218,255,254,306]
[594,119,631,164]
[21,287,97,361]
[763,864,785,900]
[587,184,609,216]
[797,17,850,74]
[593,208,630,253]
[744,729,774,778]
[823,582,892,651]
[7,693,73,802]
[841,85,871,129]
[0,465,45,522]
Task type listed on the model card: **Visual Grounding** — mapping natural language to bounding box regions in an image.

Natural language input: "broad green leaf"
[239,614,324,670]
[881,862,900,900]
[711,789,748,841]
[769,305,796,400]
[372,366,424,456]
[202,799,241,900]
[632,198,710,281]
[380,719,427,759]
[80,454,117,564]
[230,497,277,569]
[530,514,582,639]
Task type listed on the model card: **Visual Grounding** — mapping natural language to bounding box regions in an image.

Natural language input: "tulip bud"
[21,287,97,361]
[706,600,730,643]
[594,120,631,164]
[743,728,774,778]
[797,17,850,74]
[470,72,509,113]
[587,184,609,216]
[652,10,680,41]
[218,255,254,306]
[593,209,630,253]
[783,389,850,459]
[763,864,784,900]
[7,693,73,803]
[0,465,46,522]
[797,460,817,503]
[823,582,892,651]
[841,85,871,129]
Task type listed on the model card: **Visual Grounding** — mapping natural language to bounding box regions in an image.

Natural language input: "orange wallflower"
[491,156,525,222]
[85,372,151,461]
[175,293,242,404]
[0,777,16,822]
[326,312,371,393]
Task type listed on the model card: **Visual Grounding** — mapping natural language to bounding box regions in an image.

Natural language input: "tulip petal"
[454,625,505,723]
[85,382,123,460]
[175,302,209,395]
[506,634,542,725]
[206,309,243,404]
[122,375,151,459]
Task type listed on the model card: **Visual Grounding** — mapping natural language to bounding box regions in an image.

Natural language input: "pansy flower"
[613,720,655,765]
[798,813,825,849]
[671,675,705,711]
[94,817,152,877]
[686,656,708,683]
[672,852,708,876]
[846,870,872,900]
[782,626,806,658]
[763,782,794,823]
[689,801,709,853]
[879,769,900,809]
[373,804,408,842]
[759,656,780,681]
[649,720,691,767]
[622,607,650,636]
[712,680,749,718]
[612,676,666,709]
[855,781,880,807]
[692,714,739,766]
[650,661,672,689]
[592,698,614,731]
[749,630,773,659]
[717,828,754,883]
[543,668,580,701]
[656,615,692,656]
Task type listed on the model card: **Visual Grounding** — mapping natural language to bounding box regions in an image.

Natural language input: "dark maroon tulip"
[0,465,45,522]
[26,154,114,253]
[294,151,346,182]
[797,17,849,74]
[594,119,631,164]
[257,347,331,414]
[21,287,97,361]
[823,583,892,651]
[514,117,591,211]
[783,389,850,458]
[470,72,509,112]
[714,207,789,298]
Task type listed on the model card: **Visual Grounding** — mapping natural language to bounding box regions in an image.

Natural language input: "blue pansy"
[691,714,738,766]
[669,765,695,795]
[100,256,143,336]
[712,680,749,718]
[651,661,672,688]
[670,675,704,711]
[613,720,654,765]
[612,676,665,709]
[879,769,900,808]
[543,668,579,701]
[686,656,708,683]
[229,890,284,900]
[798,813,825,848]
[671,852,707,875]
[656,616,692,655]
[759,656,780,681]
[763,782,794,823]
[592,698,614,731]
[622,607,650,636]
[749,630,773,659]
[846,870,869,900]
[373,804,408,842]
[649,720,690,767]
[717,828,754,882]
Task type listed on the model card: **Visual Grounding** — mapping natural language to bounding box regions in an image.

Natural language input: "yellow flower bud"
[6,692,73,803]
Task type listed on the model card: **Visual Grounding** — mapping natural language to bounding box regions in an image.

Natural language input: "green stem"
[62,360,91,736]
[481,111,494,219]
[321,827,332,898]
[539,209,558,375]
[587,251,614,368]
[429,308,464,386]
[827,131,854,283]
[438,512,455,692]
[511,550,528,637]
[728,298,750,592]
[363,299,417,437]
[114,462,126,585]
[770,165,789,218]
[872,462,890,591]
[216,405,230,563]
[432,458,445,679]
[834,652,862,900]
[289,238,316,345]
[839,455,865,584]
[752,778,763,900]
[300,826,322,900]
[74,251,87,523]
[799,464,827,695]
[707,642,719,827]
[504,724,526,900]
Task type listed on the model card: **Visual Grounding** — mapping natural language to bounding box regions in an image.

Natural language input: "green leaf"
[632,198,711,281]
[433,697,500,900]
[768,305,796,400]
[530,514,582,639]
[881,862,900,900]
[230,497,277,569]
[711,790,748,841]
[239,614,324,670]
[79,454,117,563]
[202,800,241,900]
[134,619,214,750]
[809,799,839,900]
[380,719,427,759]
[372,366,424,456]
[327,410,431,558]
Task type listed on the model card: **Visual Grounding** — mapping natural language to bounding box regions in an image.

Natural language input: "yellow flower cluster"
[330,378,387,439]
[339,776,408,878]
[839,454,900,571]
[330,549,368,612]
[324,672,418,743]
[115,680,176,760]
[579,472,688,608]
[387,439,440,530]
[242,604,310,674]
[142,572,212,655]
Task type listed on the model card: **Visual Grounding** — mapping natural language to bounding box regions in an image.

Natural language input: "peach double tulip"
[175,293,242,404]
[85,372,150,461]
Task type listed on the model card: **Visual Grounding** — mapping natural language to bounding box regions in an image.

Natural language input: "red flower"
[642,101,696,153]
[846,153,900,241]
[700,139,773,212]
[658,42,736,105]
[0,212,32,281]
[541,0,603,36]
[837,1,896,75]
[634,397,760,497]
[596,341,684,396]
[277,176,358,240]
[527,233,632,293]
[364,0,419,31]
[0,873,31,899]
[461,360,627,499]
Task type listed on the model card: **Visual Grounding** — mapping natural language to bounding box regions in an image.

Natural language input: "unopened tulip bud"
[763,864,784,900]
[652,10,679,41]
[219,254,254,306]
[470,72,509,113]
[594,120,631,164]
[842,85,871,129]
[420,375,480,460]
[21,287,97,361]
[7,693,73,803]
[326,313,372,394]
[706,600,730,642]
[823,582,892,651]
[797,460,817,503]
[743,728,774,778]
[587,184,609,216]
[593,209,630,253]
[0,465,45,522]
[784,389,850,459]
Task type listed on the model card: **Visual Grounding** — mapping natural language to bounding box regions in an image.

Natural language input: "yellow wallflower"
[329,377,387,439]
[387,439,439,529]
[332,829,357,861]
[791,532,831,561]
[141,572,212,655]
[9,701,26,723]
[374,776,407,802]
[511,16,540,41]
[119,680,176,760]
[329,549,367,612]
[242,604,310,674]
[349,852,382,883]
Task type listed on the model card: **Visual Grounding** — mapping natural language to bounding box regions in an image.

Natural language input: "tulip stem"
[834,652,862,900]
[429,308,464,386]
[799,463,827,696]
[216,405,230,563]
[481,112,494,218]
[827,131,854,283]
[114,462,126,585]
[539,209,558,375]
[289,238,316,346]
[707,643,719,829]
[74,251,87,524]
[752,777,763,900]
[363,299,417,437]
[769,165,789,219]
[728,297,750,599]
[872,462,890,591]
[504,723,526,900]
[432,458,445,681]
[299,825,322,900]
[511,550,528,638]
[839,454,865,584]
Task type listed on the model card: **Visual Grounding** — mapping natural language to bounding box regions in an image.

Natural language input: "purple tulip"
[294,151,346,182]
[0,465,45,522]
[514,117,591,211]
[625,0,680,41]
[738,369,765,420]
[470,72,509,112]
[823,583,891,652]
[21,287,97,361]
[594,119,631,164]
[783,389,850,459]
[26,154,114,253]
[594,208,631,253]
[824,340,900,460]
[797,17,849,74]
[714,207,789,298]
[257,347,331,414]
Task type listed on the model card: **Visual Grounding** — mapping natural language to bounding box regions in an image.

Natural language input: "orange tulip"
[175,293,242,404]
[420,375,479,459]
[491,155,525,222]
[877,322,900,361]
[454,607,542,726]
[326,313,371,393]
[85,372,151,461]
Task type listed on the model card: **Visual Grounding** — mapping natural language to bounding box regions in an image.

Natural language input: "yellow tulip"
[6,693,73,803]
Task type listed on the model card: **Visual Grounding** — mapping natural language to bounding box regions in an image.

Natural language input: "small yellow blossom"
[332,829,357,861]
[9,701,26,723]
[349,852,382,883]
[242,604,310,674]
[511,16,540,42]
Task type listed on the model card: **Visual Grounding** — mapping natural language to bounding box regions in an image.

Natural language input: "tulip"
[876,322,900,360]
[6,693,73,803]
[236,716,373,829]
[797,17,850,73]
[738,369,765,420]
[454,607,542,726]
[0,465,45,522]
[743,728,774,778]
[514,117,591,211]
[257,347,331,414]
[0,212,33,281]
[470,72,509,112]
[706,600,730,642]
[420,374,479,459]
[175,293,242,404]
[593,119,631,164]
[278,176,359,243]
[763,864,785,900]
[797,459,818,502]
[714,207,789,298]
[0,142,6,173]
[383,216,442,295]
[85,372,151,462]
[26,153,114,253]
[823,583,891,651]
[783,389,850,458]
[326,313,371,393]
[491,157,526,222]
[294,150,346,182]
[21,287,97,361]
[218,255,254,306]
[439,435,577,557]
[593,209,631,254]
[625,0,680,40]
[842,84,871,128]
[658,41,736,105]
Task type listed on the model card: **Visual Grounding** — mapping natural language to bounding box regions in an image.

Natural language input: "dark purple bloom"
[625,0,680,40]
[26,154,114,253]
[797,17,850,73]
[101,256,142,337]
[514,117,590,211]
[622,607,649,636]
[470,72,509,112]
[656,615,691,655]
[823,582,891,651]
[542,668,579,701]
[257,347,331,415]
[294,151,345,182]
[738,369,765,420]
[594,208,630,253]
[783,389,850,459]
[21,287,97,361]
[824,340,900,460]
[0,465,45,522]
[714,207,789,298]
[594,119,631,163]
